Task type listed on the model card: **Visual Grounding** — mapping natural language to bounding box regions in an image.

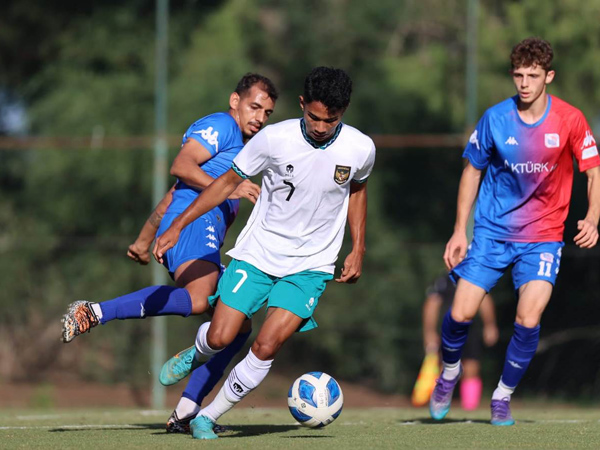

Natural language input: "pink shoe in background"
[460,377,482,410]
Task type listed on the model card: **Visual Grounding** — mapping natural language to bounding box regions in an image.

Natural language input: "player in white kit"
[153,67,376,439]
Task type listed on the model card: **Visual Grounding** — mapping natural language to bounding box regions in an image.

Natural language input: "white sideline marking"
[1,424,146,430]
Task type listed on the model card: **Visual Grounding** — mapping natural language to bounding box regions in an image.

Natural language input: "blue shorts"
[157,209,227,277]
[450,235,564,292]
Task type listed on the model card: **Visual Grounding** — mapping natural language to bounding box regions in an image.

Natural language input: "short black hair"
[235,73,278,101]
[303,67,352,113]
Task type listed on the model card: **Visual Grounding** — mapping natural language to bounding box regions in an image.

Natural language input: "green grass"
[2,406,600,449]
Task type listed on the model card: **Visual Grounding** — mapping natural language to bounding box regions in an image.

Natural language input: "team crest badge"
[333,165,351,185]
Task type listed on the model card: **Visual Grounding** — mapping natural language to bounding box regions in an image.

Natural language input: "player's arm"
[172,138,260,203]
[170,139,216,189]
[153,168,245,263]
[127,184,175,265]
[422,293,443,353]
[478,294,499,347]
[574,165,600,248]
[443,161,482,270]
[335,180,367,284]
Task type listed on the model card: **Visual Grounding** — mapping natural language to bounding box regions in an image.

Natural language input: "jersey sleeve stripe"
[352,177,369,184]
[231,162,249,179]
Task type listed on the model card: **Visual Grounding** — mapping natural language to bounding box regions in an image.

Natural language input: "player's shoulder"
[549,95,586,121]
[262,118,301,135]
[484,96,517,119]
[340,123,375,148]
[189,112,237,130]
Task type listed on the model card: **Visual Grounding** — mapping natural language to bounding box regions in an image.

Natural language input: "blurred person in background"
[412,274,498,410]
[431,37,600,426]
[153,66,375,440]
[60,73,278,433]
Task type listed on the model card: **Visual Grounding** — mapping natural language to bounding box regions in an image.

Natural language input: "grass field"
[2,405,600,449]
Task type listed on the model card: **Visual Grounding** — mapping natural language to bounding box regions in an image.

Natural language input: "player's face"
[300,97,345,143]
[511,64,555,105]
[230,85,275,141]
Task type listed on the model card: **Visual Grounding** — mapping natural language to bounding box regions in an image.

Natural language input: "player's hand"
[574,218,599,248]
[228,179,260,204]
[443,232,468,270]
[127,241,151,265]
[153,225,181,264]
[335,250,364,283]
[483,324,499,347]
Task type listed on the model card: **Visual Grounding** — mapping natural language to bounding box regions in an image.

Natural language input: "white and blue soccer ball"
[288,372,344,428]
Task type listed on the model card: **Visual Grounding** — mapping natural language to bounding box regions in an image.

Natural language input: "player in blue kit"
[430,38,600,426]
[60,73,278,432]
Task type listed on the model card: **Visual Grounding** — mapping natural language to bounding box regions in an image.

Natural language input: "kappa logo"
[582,130,596,148]
[544,133,560,148]
[505,136,519,145]
[206,234,217,242]
[206,226,215,232]
[333,165,351,185]
[469,130,480,150]
[508,360,523,369]
[285,164,294,177]
[193,127,220,152]
[206,242,218,250]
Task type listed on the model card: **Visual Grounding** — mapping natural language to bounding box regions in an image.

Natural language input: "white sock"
[200,349,273,422]
[442,361,461,380]
[91,303,103,320]
[492,379,515,401]
[174,397,200,420]
[195,322,221,358]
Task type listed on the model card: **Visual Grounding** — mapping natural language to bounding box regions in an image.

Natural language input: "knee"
[515,314,541,328]
[251,338,280,361]
[450,309,475,323]
[189,295,209,315]
[206,326,234,350]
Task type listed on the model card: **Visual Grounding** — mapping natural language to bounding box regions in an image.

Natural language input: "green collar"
[300,118,343,150]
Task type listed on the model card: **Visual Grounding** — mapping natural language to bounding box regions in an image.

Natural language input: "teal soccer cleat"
[190,415,218,440]
[159,345,201,386]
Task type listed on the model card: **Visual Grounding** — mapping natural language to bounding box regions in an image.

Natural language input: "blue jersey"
[464,95,599,242]
[167,112,243,226]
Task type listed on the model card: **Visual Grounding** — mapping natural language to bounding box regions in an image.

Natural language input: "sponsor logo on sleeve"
[544,133,560,148]
[581,130,598,160]
[469,130,480,150]
[193,126,220,152]
[333,165,351,185]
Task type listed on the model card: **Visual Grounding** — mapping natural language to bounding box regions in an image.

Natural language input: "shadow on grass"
[405,417,491,425]
[50,423,331,439]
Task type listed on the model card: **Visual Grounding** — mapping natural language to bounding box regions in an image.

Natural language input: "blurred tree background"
[2,0,600,403]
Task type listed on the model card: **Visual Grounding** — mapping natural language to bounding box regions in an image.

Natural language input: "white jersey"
[227,118,376,277]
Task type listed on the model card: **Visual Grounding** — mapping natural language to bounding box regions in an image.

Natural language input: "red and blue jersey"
[464,95,600,242]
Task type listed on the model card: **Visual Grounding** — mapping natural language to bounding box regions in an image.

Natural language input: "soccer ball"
[287,372,344,428]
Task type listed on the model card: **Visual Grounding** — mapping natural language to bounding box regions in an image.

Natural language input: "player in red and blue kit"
[60,73,278,432]
[430,38,600,426]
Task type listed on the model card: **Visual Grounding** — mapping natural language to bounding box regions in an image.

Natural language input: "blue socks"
[182,330,252,405]
[440,310,472,365]
[98,286,192,324]
[500,322,540,388]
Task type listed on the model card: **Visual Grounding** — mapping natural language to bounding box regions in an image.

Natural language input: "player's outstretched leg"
[61,301,99,343]
[490,398,515,426]
[429,365,462,420]
[159,345,202,386]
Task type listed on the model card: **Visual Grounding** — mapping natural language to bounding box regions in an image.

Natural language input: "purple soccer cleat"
[429,367,462,420]
[490,398,515,426]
